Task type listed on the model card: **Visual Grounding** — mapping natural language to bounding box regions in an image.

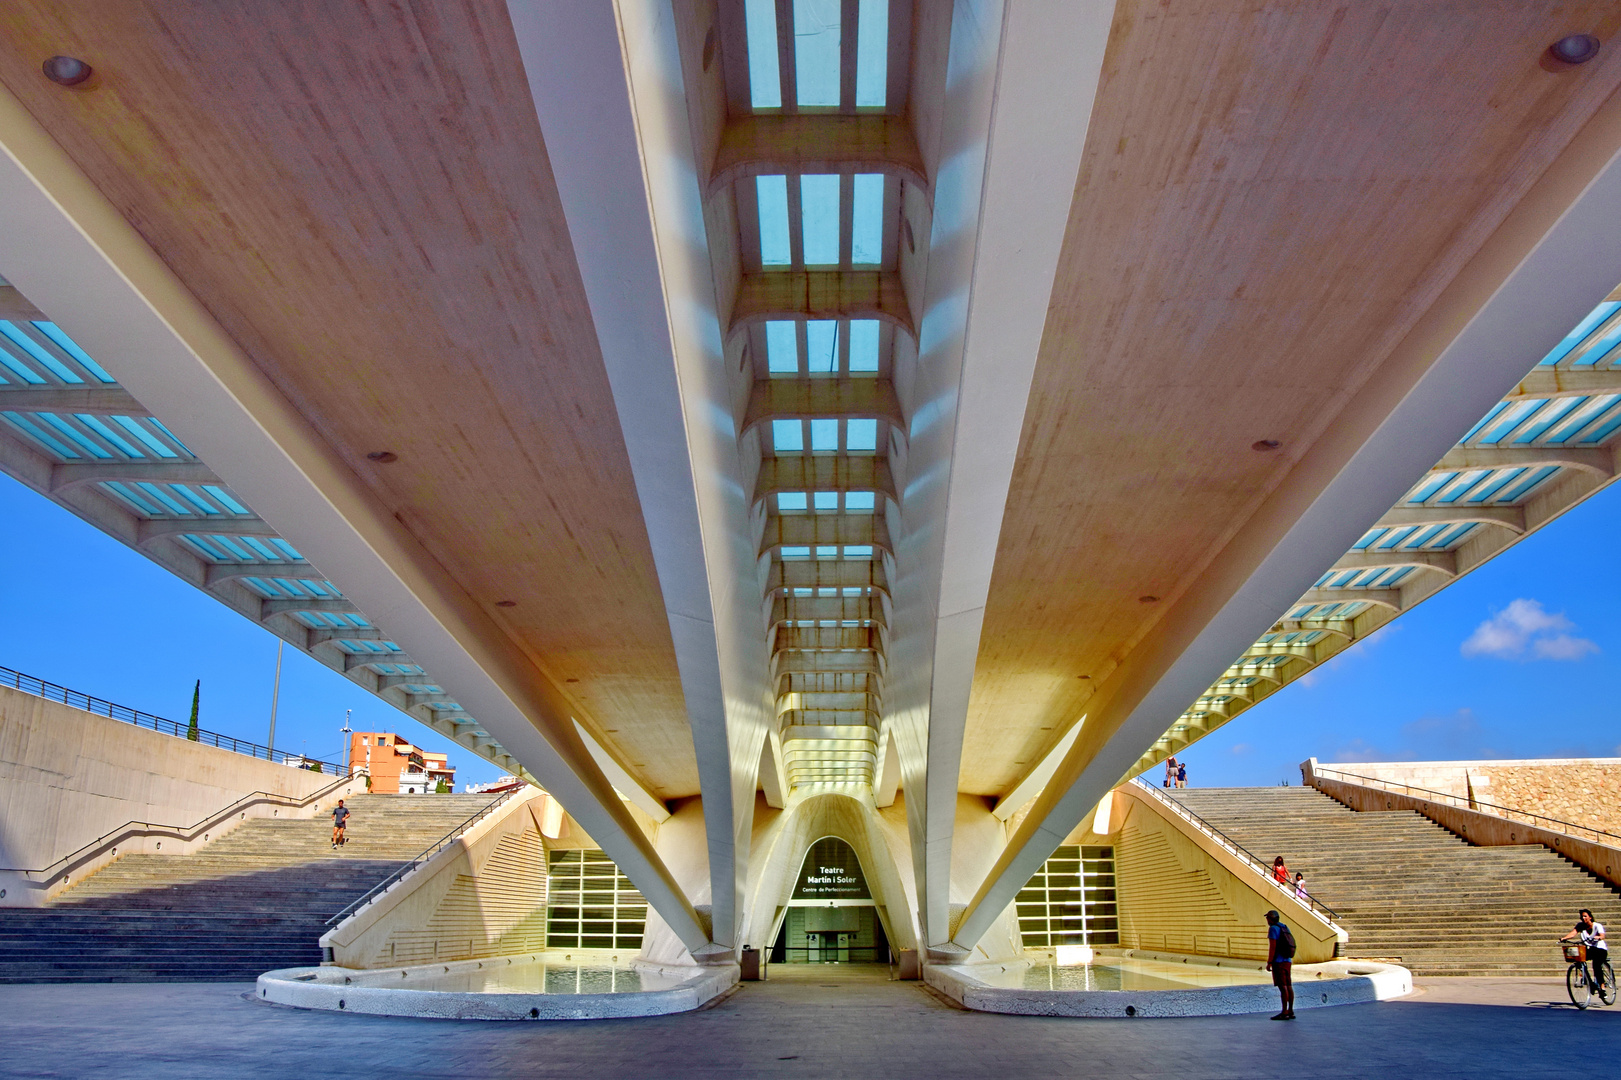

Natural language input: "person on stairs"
[331,799,350,849]
[1562,909,1608,991]
[1164,756,1178,788]
[1265,909,1296,1020]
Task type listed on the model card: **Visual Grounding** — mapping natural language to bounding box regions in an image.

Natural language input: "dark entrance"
[769,837,890,963]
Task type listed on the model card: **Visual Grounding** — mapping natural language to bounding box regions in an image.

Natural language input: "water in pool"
[376,962,698,995]
[976,957,1274,992]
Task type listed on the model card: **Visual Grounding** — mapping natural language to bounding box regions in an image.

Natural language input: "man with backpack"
[1265,909,1296,1019]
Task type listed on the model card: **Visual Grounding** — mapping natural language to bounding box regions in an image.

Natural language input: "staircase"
[0,793,496,982]
[1168,786,1620,976]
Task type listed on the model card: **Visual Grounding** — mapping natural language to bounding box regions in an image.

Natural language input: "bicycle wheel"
[1569,963,1592,1010]
[1601,961,1617,1007]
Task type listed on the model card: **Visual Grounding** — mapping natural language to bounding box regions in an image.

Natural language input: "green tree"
[187,680,200,742]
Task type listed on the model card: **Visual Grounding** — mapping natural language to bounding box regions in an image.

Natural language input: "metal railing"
[1132,778,1340,922]
[0,664,344,774]
[324,789,523,927]
[1311,765,1621,848]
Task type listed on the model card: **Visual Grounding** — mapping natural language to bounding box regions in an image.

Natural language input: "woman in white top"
[1293,872,1307,900]
[1562,909,1609,990]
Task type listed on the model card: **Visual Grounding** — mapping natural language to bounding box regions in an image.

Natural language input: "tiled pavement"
[0,967,1612,1079]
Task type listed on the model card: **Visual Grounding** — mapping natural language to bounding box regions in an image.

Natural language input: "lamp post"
[341,709,353,774]
[267,639,283,757]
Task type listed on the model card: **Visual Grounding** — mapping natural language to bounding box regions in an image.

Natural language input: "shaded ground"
[0,969,1612,1079]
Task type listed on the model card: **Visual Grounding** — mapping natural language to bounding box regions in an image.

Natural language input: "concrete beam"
[767,559,889,592]
[49,460,219,493]
[759,513,890,555]
[731,271,914,337]
[1297,588,1403,612]
[741,378,905,434]
[204,561,317,587]
[1434,444,1614,477]
[1505,366,1621,401]
[709,114,929,199]
[1373,505,1525,533]
[136,516,280,544]
[0,385,145,415]
[1329,549,1458,576]
[260,597,361,620]
[753,456,897,505]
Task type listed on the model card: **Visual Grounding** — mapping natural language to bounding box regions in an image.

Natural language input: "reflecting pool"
[974,957,1274,992]
[372,962,696,995]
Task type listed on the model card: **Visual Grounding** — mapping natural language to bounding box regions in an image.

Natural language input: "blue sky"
[0,472,504,788]
[1188,478,1621,787]
[2,456,1618,797]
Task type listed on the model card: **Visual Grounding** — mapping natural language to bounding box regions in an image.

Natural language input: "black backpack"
[1275,923,1296,960]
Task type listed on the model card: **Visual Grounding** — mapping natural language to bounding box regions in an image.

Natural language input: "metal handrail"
[323,789,522,927]
[0,773,357,882]
[1312,765,1621,848]
[1132,779,1340,922]
[0,664,343,773]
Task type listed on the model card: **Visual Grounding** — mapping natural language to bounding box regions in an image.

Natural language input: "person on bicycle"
[1562,908,1608,990]
[331,799,350,849]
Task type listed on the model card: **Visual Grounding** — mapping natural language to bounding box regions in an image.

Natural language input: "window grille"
[1015,845,1118,947]
[544,849,648,950]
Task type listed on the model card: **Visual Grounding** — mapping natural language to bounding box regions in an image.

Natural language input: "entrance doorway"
[770,905,890,964]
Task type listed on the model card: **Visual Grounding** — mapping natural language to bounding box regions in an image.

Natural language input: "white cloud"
[1460,599,1598,662]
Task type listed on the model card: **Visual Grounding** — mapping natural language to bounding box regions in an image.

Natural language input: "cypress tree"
[187,680,200,741]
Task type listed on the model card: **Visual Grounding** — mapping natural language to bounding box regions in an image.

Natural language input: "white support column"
[508,1,776,957]
[883,0,1115,954]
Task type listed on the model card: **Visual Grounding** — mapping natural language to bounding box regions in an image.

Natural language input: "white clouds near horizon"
[1460,598,1598,662]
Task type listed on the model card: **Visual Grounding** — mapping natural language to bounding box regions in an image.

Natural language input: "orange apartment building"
[347,732,455,794]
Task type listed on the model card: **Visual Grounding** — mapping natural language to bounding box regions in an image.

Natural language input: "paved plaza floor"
[1,967,1614,1079]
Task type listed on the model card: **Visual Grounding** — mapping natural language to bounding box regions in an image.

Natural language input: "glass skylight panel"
[767,320,799,373]
[1544,395,1619,444]
[757,175,792,265]
[135,481,190,515]
[33,322,116,383]
[806,320,839,373]
[1406,471,1455,503]
[1498,466,1557,503]
[1576,404,1621,444]
[1512,397,1584,443]
[1465,468,1526,503]
[0,345,43,383]
[1542,302,1621,365]
[103,482,158,515]
[745,0,782,108]
[809,417,839,450]
[202,485,250,514]
[846,417,878,451]
[1403,524,1447,548]
[270,538,303,560]
[170,484,220,514]
[0,322,80,383]
[1572,315,1621,366]
[843,545,873,558]
[1477,401,1537,444]
[813,490,839,510]
[1459,402,1508,444]
[851,175,883,264]
[36,413,110,458]
[816,545,840,558]
[801,175,841,264]
[848,320,880,372]
[778,491,809,511]
[147,418,192,455]
[793,0,841,107]
[855,0,888,106]
[242,536,281,560]
[845,490,875,510]
[111,415,177,457]
[74,414,142,457]
[773,419,804,452]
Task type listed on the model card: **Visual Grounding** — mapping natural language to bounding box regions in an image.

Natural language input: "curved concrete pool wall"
[257,953,738,1020]
[925,951,1412,1018]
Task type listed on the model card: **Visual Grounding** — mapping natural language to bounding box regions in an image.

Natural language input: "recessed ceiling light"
[365,450,397,463]
[1549,34,1601,65]
[1252,440,1281,452]
[565,678,580,683]
[1139,595,1159,603]
[495,600,516,608]
[42,56,92,87]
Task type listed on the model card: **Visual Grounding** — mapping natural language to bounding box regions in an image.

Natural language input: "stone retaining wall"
[1327,758,1621,836]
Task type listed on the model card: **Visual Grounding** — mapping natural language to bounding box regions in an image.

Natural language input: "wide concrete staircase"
[0,793,496,982]
[1168,786,1620,976]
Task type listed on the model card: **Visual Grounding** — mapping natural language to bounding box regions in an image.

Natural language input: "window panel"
[809,417,839,451]
[757,175,792,265]
[848,319,880,372]
[851,174,884,265]
[793,0,841,107]
[744,0,782,109]
[766,320,799,373]
[773,419,804,452]
[806,320,839,373]
[855,0,889,107]
[800,175,841,265]
[846,418,878,451]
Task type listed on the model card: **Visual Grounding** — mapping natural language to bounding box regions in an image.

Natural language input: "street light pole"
[341,709,353,774]
[267,639,283,756]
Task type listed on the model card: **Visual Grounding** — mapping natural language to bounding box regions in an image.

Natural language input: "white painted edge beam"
[509,0,776,953]
[990,716,1085,822]
[575,720,673,824]
[951,126,1621,952]
[0,81,711,953]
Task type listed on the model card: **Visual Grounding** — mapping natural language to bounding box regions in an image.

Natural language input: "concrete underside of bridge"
[0,0,1620,977]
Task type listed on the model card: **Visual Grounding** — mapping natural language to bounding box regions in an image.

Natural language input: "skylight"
[773,419,804,452]
[855,0,888,106]
[794,0,841,107]
[758,175,791,265]
[778,491,809,511]
[851,174,883,264]
[809,417,839,451]
[0,321,80,383]
[806,321,838,373]
[847,418,878,451]
[849,320,879,372]
[745,0,782,109]
[801,175,840,264]
[33,322,116,383]
[767,320,798,373]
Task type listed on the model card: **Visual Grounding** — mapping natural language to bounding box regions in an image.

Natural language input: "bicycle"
[1563,940,1616,1010]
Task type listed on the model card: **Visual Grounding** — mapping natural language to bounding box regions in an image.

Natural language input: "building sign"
[792,837,871,900]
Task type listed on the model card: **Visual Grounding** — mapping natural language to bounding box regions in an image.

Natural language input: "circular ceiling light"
[365,450,397,463]
[42,56,93,86]
[1139,595,1159,604]
[1252,439,1281,452]
[495,600,517,608]
[1549,34,1601,65]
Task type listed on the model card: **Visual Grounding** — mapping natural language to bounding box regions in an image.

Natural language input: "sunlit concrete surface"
[0,975,1609,1080]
